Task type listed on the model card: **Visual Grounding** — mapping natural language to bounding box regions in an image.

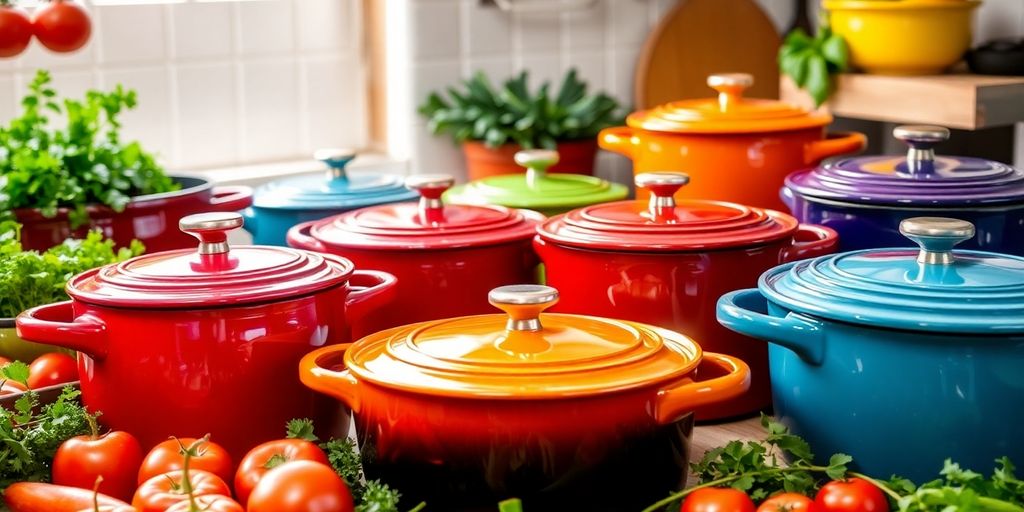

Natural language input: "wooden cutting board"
[635,0,782,108]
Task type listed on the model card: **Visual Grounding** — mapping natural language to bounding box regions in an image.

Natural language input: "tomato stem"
[848,472,902,501]
[174,435,210,511]
[91,475,103,512]
[85,413,99,440]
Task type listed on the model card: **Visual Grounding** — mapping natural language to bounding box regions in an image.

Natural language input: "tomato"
[32,0,91,53]
[52,419,144,502]
[3,482,131,512]
[132,469,230,512]
[1,379,27,396]
[165,495,243,512]
[27,352,78,389]
[759,493,817,512]
[681,487,756,512]
[138,437,232,485]
[0,4,31,58]
[247,460,354,512]
[815,478,890,512]
[234,439,329,506]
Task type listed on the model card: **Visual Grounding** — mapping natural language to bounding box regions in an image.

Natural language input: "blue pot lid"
[760,217,1024,334]
[785,126,1024,207]
[253,149,417,210]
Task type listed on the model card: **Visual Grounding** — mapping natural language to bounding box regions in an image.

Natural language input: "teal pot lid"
[253,149,417,210]
[760,217,1024,334]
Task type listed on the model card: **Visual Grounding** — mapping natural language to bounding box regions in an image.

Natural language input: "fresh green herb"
[894,459,1024,512]
[778,21,849,107]
[498,498,524,512]
[0,69,178,227]
[356,480,404,512]
[419,69,623,150]
[321,437,366,497]
[0,361,30,388]
[285,417,318,442]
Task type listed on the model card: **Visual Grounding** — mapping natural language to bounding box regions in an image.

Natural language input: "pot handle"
[346,270,398,338]
[598,126,636,159]
[15,301,108,360]
[780,224,838,263]
[208,185,254,211]
[654,352,751,425]
[241,207,258,236]
[779,186,797,213]
[804,131,867,165]
[299,344,361,413]
[717,289,825,365]
[286,221,327,252]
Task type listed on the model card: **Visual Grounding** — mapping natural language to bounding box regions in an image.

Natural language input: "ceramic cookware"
[535,172,837,420]
[599,73,866,211]
[717,217,1024,482]
[300,285,750,510]
[443,149,628,216]
[243,150,417,246]
[15,212,396,458]
[783,125,1024,255]
[14,176,253,252]
[287,175,545,331]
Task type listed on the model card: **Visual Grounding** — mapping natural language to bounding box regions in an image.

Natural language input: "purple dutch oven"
[781,125,1024,255]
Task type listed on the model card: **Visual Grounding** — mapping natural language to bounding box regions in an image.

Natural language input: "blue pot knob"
[315,148,357,184]
[899,217,975,265]
[893,125,950,176]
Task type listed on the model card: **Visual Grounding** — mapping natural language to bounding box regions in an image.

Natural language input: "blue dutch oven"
[717,217,1024,483]
[782,125,1024,255]
[243,150,417,246]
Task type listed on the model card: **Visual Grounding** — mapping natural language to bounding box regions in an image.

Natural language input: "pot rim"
[823,0,981,11]
[11,174,211,220]
[534,233,787,255]
[622,119,830,136]
[789,189,1024,212]
[0,318,13,328]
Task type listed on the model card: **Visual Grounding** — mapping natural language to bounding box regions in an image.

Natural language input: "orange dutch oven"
[300,285,750,511]
[599,73,867,211]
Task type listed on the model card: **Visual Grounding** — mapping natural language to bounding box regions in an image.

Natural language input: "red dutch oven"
[287,174,545,330]
[14,176,253,252]
[15,212,396,458]
[535,172,838,420]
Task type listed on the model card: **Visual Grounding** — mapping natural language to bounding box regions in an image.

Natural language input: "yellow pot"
[0,319,73,363]
[823,0,981,75]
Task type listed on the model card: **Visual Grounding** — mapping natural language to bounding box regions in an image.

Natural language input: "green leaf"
[825,453,853,480]
[1,361,30,387]
[804,55,831,107]
[820,34,849,71]
[285,418,318,441]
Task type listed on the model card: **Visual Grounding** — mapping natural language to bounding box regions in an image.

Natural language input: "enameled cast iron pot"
[717,217,1024,482]
[14,176,253,252]
[300,285,750,510]
[288,175,545,331]
[535,172,837,420]
[243,149,417,246]
[599,73,866,211]
[782,125,1024,255]
[15,212,396,458]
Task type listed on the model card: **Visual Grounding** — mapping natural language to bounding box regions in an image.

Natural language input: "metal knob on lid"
[315,148,357,182]
[180,212,244,255]
[515,149,559,188]
[635,172,689,220]
[899,217,975,265]
[893,125,950,176]
[488,284,559,332]
[707,73,753,111]
[406,174,455,225]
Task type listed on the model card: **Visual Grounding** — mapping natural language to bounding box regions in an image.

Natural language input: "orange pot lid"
[344,285,703,399]
[627,73,832,134]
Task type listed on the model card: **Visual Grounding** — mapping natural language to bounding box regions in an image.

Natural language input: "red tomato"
[27,352,78,389]
[132,469,229,512]
[165,495,243,512]
[1,379,27,396]
[759,493,817,512]
[52,424,144,502]
[681,487,756,512]
[815,478,890,512]
[3,482,131,511]
[32,0,91,53]
[138,438,232,485]
[247,461,354,512]
[234,439,329,506]
[0,4,31,58]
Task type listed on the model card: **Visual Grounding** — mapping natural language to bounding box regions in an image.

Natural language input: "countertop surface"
[690,416,766,465]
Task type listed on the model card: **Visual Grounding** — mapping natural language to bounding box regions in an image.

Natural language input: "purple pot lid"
[786,126,1024,207]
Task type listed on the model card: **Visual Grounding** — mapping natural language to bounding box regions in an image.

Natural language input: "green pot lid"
[443,149,629,211]
[253,149,417,210]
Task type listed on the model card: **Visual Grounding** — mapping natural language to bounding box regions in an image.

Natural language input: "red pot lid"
[303,174,545,250]
[537,172,798,251]
[68,212,353,308]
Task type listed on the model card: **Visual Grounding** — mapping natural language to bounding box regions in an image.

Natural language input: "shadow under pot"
[535,172,838,421]
[287,175,545,332]
[300,285,750,511]
[782,125,1024,255]
[15,212,396,459]
[717,217,1024,483]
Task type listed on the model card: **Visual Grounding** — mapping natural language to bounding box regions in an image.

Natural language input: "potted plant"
[419,69,624,180]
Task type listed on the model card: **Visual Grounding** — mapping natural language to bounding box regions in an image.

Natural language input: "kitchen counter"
[690,416,766,465]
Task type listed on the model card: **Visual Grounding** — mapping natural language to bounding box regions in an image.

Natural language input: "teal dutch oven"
[243,149,417,246]
[718,217,1024,482]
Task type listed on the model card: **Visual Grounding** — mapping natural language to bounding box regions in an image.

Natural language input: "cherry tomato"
[758,493,817,512]
[52,420,144,502]
[234,439,329,506]
[0,4,31,58]
[1,379,27,396]
[165,495,243,512]
[681,487,756,512]
[247,461,354,512]
[3,482,131,511]
[32,0,91,53]
[27,352,78,389]
[132,469,229,512]
[815,478,890,512]
[138,438,232,485]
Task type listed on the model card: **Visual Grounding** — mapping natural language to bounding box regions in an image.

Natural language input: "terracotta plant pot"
[462,139,598,180]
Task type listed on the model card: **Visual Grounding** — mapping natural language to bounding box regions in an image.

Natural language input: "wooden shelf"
[780,74,1024,130]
